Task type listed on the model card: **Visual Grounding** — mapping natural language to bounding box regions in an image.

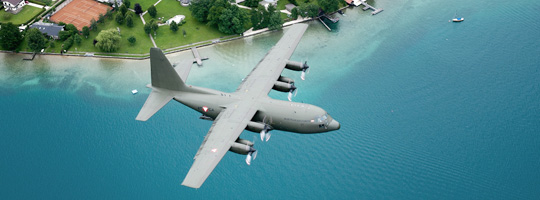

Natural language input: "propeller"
[260,116,273,142]
[245,147,257,165]
[287,83,297,101]
[300,61,310,80]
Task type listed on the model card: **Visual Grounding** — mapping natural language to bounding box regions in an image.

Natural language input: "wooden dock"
[22,53,36,61]
[353,0,383,15]
[191,47,203,66]
[318,18,332,31]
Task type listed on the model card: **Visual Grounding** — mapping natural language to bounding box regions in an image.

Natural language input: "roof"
[3,0,24,5]
[285,4,296,12]
[29,22,64,37]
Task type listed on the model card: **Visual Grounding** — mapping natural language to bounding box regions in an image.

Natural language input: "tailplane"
[136,48,185,121]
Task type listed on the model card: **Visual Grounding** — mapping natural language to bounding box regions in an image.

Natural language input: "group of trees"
[0,23,23,51]
[190,0,248,34]
[250,4,283,30]
[115,4,135,27]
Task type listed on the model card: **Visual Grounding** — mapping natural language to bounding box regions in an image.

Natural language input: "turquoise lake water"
[1,0,540,199]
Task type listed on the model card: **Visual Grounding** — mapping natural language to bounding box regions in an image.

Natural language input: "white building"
[3,0,27,14]
[166,15,185,25]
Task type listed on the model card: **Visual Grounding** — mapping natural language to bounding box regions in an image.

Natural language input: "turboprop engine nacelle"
[273,81,296,93]
[285,60,304,71]
[229,141,253,155]
[246,121,266,133]
[278,76,295,84]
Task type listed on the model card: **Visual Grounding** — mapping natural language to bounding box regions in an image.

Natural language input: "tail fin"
[136,48,184,121]
[150,47,187,91]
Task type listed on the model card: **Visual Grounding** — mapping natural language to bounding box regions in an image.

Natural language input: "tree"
[125,13,134,27]
[98,14,105,23]
[27,28,47,53]
[148,5,157,18]
[63,36,74,51]
[298,3,320,18]
[291,7,298,19]
[119,4,128,15]
[124,0,131,8]
[189,0,212,22]
[216,6,248,34]
[134,3,143,15]
[318,0,339,13]
[265,4,283,30]
[82,26,90,38]
[250,5,266,30]
[127,36,136,45]
[73,34,82,45]
[144,22,152,34]
[90,18,98,31]
[289,0,298,6]
[115,12,124,24]
[58,31,72,41]
[0,22,23,50]
[267,9,283,30]
[244,0,259,8]
[65,23,78,34]
[95,29,121,52]
[170,21,178,32]
[49,41,55,48]
[105,8,113,18]
[207,0,230,26]
[151,21,159,34]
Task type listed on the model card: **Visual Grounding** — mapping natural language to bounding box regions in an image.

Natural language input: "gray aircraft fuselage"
[172,85,340,134]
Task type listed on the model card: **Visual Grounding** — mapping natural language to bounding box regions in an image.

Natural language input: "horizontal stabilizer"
[136,89,173,121]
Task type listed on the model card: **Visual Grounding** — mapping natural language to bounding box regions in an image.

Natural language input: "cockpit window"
[314,113,328,123]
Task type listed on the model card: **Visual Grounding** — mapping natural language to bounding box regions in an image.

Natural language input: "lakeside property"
[1,0,378,58]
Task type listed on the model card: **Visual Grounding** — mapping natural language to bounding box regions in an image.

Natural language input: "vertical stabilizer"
[150,47,186,91]
[136,48,186,121]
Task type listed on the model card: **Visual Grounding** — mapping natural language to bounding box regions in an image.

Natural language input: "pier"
[191,47,208,66]
[318,18,332,31]
[352,0,383,15]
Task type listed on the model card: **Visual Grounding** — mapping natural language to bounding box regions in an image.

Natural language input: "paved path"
[149,34,157,47]
[27,2,45,8]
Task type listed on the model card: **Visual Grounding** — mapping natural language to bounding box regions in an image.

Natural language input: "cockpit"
[312,113,330,128]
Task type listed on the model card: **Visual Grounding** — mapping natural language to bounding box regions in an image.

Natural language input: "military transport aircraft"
[136,24,340,189]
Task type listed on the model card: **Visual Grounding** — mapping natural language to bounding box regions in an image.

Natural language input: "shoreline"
[1,6,351,60]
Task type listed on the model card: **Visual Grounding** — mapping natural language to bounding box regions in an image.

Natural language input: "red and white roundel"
[202,106,209,112]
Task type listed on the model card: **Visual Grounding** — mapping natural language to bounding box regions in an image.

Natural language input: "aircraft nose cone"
[328,119,340,130]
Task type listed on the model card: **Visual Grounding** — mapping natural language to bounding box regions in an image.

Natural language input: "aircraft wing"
[181,101,258,189]
[235,24,308,97]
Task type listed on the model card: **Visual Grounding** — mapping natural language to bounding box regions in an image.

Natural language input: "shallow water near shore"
[1,0,540,199]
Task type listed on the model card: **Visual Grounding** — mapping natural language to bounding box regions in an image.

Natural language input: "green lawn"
[36,13,154,54]
[143,0,228,50]
[0,6,43,25]
[131,0,159,11]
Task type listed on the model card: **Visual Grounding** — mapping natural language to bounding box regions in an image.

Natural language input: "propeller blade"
[301,71,306,80]
[288,92,293,101]
[252,151,257,160]
[265,132,271,142]
[260,130,266,141]
[246,153,252,165]
[294,89,298,97]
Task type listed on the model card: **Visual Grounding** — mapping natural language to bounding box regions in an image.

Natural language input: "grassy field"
[142,0,228,50]
[0,6,43,25]
[36,13,154,54]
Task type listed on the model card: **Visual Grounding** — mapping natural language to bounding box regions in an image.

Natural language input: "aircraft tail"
[150,47,187,91]
[136,48,187,121]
